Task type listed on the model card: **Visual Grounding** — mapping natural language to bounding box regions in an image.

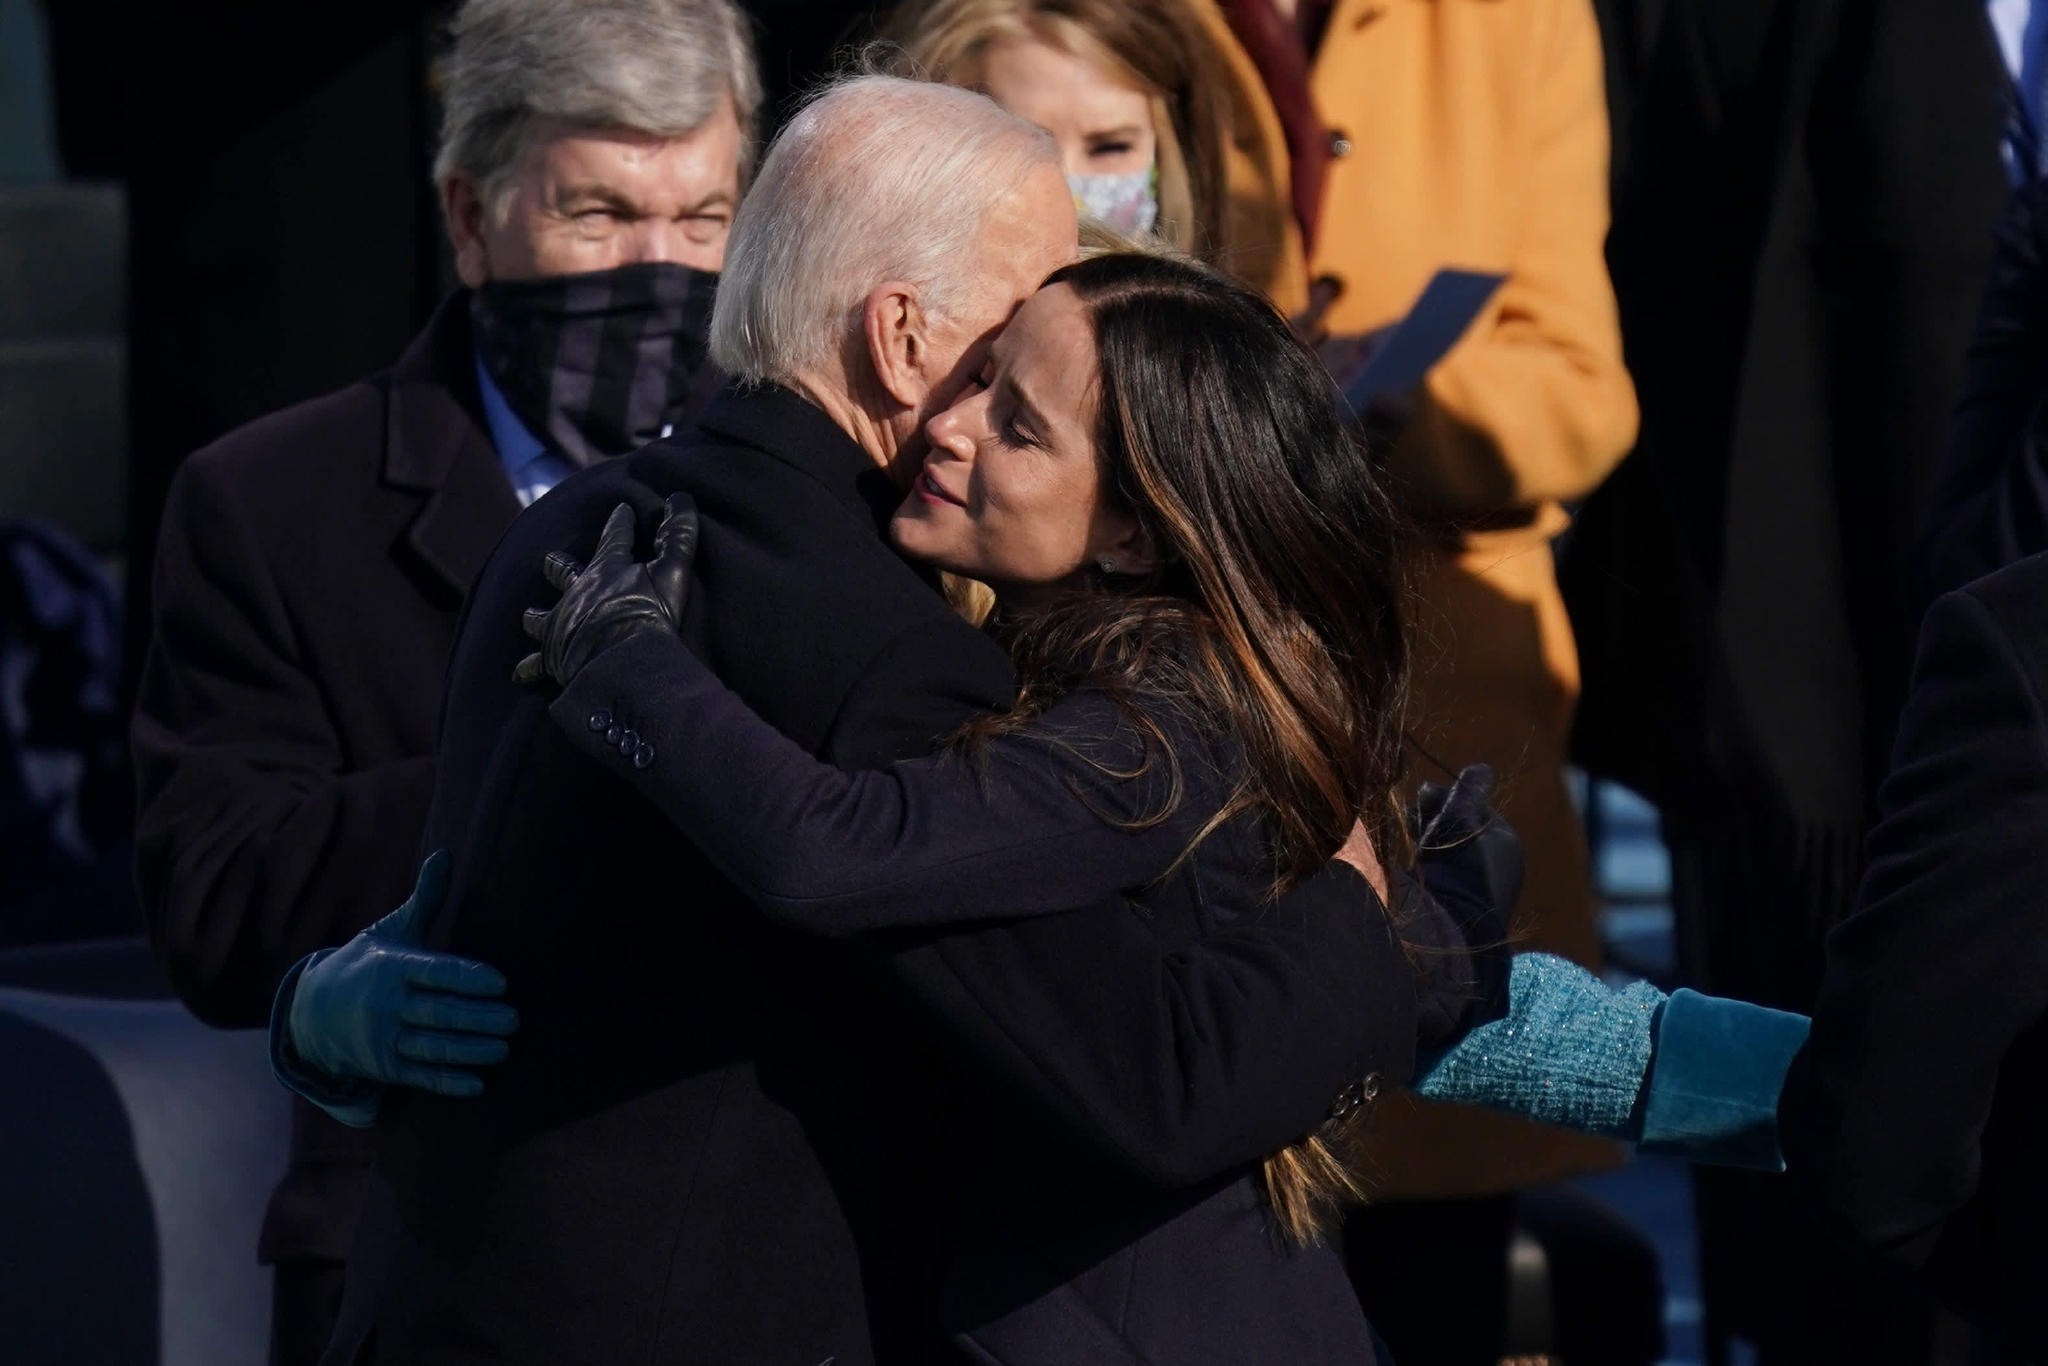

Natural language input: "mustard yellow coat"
[1193,0,1641,1198]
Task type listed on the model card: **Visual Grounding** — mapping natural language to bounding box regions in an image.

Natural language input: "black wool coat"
[361,384,1424,1366]
[1924,174,2048,598]
[132,294,521,1266]
[1780,548,2048,1356]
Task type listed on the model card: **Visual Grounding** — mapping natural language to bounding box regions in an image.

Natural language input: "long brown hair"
[968,252,1412,1241]
[881,0,1233,261]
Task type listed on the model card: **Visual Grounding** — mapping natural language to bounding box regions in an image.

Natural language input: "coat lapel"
[383,293,523,603]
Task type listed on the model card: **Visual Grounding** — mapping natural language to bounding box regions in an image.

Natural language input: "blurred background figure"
[125,1,754,1361]
[1565,0,2009,1360]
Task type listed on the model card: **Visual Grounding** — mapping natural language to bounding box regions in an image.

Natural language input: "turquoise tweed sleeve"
[1412,953,1809,1171]
[1413,952,1662,1138]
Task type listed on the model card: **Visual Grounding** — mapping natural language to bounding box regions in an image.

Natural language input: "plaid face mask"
[1068,166,1159,237]
[470,261,719,467]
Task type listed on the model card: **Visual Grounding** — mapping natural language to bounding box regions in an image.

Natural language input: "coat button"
[1361,1072,1383,1102]
[619,728,640,756]
[604,723,623,746]
[1327,1079,1367,1122]
[588,709,612,733]
[1328,128,1354,159]
[633,742,656,770]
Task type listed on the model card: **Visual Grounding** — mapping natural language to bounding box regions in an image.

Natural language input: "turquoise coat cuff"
[1636,989,1810,1171]
[268,949,384,1129]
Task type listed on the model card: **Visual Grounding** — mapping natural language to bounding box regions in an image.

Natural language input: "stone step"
[0,337,127,549]
[0,183,124,342]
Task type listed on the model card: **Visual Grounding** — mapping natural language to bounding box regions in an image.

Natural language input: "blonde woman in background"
[887,0,1221,249]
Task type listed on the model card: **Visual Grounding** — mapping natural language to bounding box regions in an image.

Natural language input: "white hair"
[709,75,1060,386]
[434,0,762,211]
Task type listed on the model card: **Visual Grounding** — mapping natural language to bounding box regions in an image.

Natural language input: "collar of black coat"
[691,381,912,546]
[381,291,522,602]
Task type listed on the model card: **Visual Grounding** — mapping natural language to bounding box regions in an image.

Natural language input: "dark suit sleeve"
[131,459,433,1026]
[831,619,1415,1188]
[1781,584,2048,1268]
[549,631,1211,934]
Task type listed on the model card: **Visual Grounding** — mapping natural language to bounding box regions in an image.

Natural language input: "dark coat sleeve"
[548,631,1218,934]
[1781,581,2048,1269]
[131,457,433,1026]
[1923,177,2048,597]
[557,617,1416,1188]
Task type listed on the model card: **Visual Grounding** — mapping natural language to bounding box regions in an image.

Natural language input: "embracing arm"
[548,628,1209,936]
[558,609,1419,1184]
[529,498,1419,1187]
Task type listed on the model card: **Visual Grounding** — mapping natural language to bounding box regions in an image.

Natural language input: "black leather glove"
[515,493,698,688]
[1401,764,1521,1053]
[1412,763,1523,921]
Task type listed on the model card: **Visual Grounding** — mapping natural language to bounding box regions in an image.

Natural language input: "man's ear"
[861,281,934,410]
[442,176,492,289]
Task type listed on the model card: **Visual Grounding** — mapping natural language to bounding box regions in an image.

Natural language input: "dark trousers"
[1346,1188,1665,1366]
[270,1258,346,1366]
[1346,1194,1516,1366]
[1669,814,1951,1366]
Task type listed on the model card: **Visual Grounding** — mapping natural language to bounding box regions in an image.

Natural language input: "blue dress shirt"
[474,354,578,507]
[1992,0,2048,180]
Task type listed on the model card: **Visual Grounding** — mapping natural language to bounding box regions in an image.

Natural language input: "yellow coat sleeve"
[1392,0,1639,519]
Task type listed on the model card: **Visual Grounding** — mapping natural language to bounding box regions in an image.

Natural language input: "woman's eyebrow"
[1003,374,1053,439]
[1087,124,1147,143]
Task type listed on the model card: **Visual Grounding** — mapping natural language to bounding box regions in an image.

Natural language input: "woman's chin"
[888,507,961,569]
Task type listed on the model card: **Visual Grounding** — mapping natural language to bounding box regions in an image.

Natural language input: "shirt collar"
[473,350,549,474]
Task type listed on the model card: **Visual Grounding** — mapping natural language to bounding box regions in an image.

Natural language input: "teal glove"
[268,851,519,1127]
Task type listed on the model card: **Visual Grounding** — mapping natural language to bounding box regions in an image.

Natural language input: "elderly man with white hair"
[128,1,754,1360]
[272,74,1448,1366]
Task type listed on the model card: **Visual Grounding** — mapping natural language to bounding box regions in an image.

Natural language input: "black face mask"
[470,261,720,467]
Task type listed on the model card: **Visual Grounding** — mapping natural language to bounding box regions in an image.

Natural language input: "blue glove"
[268,850,519,1127]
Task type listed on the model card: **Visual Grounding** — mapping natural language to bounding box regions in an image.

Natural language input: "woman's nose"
[925,397,982,463]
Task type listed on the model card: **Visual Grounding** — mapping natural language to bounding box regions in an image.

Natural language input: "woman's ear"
[861,282,933,410]
[1097,514,1161,577]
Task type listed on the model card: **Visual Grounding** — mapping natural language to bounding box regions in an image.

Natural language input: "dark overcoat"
[363,384,1425,1366]
[1781,548,2048,1356]
[132,295,520,1272]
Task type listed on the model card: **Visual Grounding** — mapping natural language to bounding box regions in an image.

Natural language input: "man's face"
[445,101,745,286]
[912,162,1081,442]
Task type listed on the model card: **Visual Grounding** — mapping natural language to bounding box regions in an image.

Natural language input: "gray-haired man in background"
[128,2,756,1359]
